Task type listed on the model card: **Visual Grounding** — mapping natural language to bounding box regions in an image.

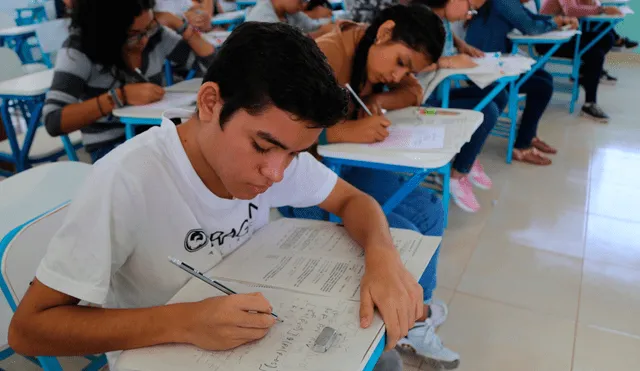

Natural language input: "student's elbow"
[8,314,38,356]
[43,110,64,137]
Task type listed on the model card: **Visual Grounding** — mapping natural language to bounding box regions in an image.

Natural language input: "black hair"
[203,22,348,129]
[412,0,449,9]
[70,0,155,71]
[306,0,332,10]
[350,4,445,98]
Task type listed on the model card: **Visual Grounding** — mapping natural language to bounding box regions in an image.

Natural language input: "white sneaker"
[397,323,460,370]
[426,298,448,329]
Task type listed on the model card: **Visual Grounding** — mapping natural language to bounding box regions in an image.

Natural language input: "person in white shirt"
[8,22,426,371]
[155,0,223,32]
[245,0,335,39]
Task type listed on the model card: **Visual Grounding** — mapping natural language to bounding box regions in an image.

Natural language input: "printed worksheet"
[115,280,385,371]
[210,219,438,300]
[367,125,446,150]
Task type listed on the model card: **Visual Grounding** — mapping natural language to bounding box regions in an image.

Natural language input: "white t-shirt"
[35,115,338,368]
[155,0,195,14]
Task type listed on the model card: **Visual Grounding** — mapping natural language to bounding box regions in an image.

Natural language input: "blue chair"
[0,204,107,371]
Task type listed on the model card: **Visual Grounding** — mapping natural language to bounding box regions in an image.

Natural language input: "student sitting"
[305,0,334,19]
[245,0,335,39]
[414,0,506,213]
[539,0,618,122]
[464,0,578,165]
[281,5,460,369]
[155,0,223,32]
[42,0,215,163]
[9,22,418,371]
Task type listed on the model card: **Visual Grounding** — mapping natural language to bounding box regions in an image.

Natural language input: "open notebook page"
[115,280,385,371]
[210,219,440,301]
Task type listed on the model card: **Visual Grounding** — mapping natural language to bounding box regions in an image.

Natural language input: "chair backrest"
[0,47,26,82]
[35,18,70,54]
[0,204,68,311]
[0,11,16,28]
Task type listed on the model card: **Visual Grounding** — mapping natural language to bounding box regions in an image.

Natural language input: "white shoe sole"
[468,175,492,191]
[396,341,461,369]
[579,111,609,124]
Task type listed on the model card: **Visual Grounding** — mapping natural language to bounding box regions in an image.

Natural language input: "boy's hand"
[183,293,276,351]
[459,43,484,58]
[359,247,423,350]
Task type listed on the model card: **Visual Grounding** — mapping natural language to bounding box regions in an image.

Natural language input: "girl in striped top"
[43,0,215,162]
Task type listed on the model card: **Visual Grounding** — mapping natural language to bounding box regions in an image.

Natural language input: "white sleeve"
[266,153,338,208]
[155,0,191,14]
[35,166,143,305]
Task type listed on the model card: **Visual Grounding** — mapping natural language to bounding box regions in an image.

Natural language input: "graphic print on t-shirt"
[183,202,259,257]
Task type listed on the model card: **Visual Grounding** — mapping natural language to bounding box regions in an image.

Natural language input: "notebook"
[115,219,440,371]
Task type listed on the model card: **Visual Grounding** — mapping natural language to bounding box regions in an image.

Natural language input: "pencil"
[345,83,373,117]
[168,257,283,322]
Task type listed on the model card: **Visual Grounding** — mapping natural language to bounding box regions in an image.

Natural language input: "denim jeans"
[279,167,445,302]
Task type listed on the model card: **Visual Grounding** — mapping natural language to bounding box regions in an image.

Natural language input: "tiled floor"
[2,60,640,370]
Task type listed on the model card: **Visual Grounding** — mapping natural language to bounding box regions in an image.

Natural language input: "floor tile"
[580,260,640,337]
[573,324,640,371]
[589,181,640,223]
[481,196,588,258]
[436,293,575,371]
[584,214,640,270]
[458,241,582,319]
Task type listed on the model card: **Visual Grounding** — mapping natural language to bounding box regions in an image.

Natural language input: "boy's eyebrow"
[257,131,289,150]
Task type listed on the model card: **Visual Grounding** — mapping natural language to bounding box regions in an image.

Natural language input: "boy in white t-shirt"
[155,0,222,32]
[8,23,424,370]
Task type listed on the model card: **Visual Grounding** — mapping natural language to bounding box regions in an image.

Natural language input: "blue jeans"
[427,87,508,174]
[279,167,444,302]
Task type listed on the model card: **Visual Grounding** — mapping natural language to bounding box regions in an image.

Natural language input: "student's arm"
[160,16,215,57]
[494,0,558,35]
[370,74,423,109]
[42,48,163,135]
[452,33,484,58]
[557,0,604,17]
[318,179,423,350]
[307,23,335,39]
[9,171,275,357]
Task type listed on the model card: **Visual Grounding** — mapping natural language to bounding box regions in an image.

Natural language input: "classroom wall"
[616,11,639,54]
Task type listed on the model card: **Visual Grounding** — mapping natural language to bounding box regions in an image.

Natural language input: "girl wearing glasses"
[42,0,215,162]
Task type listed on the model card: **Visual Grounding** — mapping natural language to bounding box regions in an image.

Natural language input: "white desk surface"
[0,162,92,346]
[318,108,484,169]
[113,79,199,120]
[165,78,203,93]
[0,23,38,37]
[508,29,579,41]
[212,9,245,21]
[583,14,626,20]
[0,69,53,97]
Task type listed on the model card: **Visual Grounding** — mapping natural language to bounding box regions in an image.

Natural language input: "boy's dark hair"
[350,4,446,97]
[71,0,156,71]
[203,22,348,129]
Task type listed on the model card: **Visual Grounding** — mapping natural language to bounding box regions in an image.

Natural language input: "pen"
[168,256,283,321]
[345,83,373,117]
[134,68,150,83]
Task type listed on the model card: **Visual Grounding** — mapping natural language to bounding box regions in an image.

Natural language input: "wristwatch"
[176,17,189,35]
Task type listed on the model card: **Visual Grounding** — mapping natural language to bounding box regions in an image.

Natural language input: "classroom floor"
[1,58,640,370]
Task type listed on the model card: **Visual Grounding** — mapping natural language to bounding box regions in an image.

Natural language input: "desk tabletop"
[114,80,198,121]
[508,29,579,42]
[211,9,245,21]
[582,14,626,20]
[318,108,484,169]
[0,69,52,97]
[0,23,38,37]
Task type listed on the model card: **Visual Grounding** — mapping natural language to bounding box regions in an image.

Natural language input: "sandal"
[513,147,552,166]
[531,137,557,154]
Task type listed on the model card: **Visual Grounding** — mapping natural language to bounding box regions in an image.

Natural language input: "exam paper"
[116,280,384,371]
[137,92,196,110]
[367,126,446,150]
[211,219,438,300]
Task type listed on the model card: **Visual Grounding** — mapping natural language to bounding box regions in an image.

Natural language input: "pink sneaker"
[450,176,480,213]
[468,160,493,190]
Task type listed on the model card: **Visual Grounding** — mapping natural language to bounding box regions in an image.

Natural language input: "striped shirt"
[43,26,215,152]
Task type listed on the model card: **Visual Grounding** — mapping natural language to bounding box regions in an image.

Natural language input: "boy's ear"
[197,82,223,123]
